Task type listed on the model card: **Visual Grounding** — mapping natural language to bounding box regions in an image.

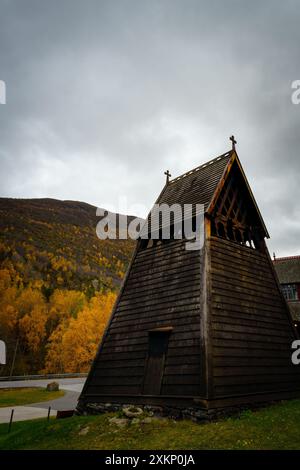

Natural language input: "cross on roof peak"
[230,135,237,150]
[164,169,171,184]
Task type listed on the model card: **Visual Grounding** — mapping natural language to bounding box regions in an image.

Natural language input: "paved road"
[0,377,86,393]
[30,390,81,411]
[0,377,86,423]
[0,406,56,424]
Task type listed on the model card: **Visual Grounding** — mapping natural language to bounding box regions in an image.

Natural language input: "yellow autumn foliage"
[48,289,85,322]
[0,265,117,374]
[0,269,19,332]
[44,291,116,373]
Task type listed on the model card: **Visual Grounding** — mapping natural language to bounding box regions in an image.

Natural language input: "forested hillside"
[0,198,135,375]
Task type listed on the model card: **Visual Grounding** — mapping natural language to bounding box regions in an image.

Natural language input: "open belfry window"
[210,160,265,250]
[143,327,172,395]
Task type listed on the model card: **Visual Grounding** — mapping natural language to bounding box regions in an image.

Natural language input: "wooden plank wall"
[84,238,203,399]
[210,236,300,398]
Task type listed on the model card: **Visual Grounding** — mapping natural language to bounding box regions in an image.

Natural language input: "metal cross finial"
[230,135,237,150]
[164,169,171,184]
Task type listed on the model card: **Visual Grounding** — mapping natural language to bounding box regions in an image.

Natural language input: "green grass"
[1,399,300,450]
[0,387,65,407]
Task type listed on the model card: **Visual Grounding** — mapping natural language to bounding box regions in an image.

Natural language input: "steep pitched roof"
[158,150,233,211]
[274,256,300,284]
[141,148,269,238]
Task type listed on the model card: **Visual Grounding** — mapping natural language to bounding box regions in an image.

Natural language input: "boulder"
[46,381,59,392]
[131,418,140,425]
[144,405,163,415]
[142,417,152,424]
[78,426,90,436]
[122,406,143,418]
[109,417,128,428]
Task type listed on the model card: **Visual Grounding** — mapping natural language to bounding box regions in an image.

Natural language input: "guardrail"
[0,373,87,382]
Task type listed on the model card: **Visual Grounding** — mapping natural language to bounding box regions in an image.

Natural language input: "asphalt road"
[0,377,86,393]
[0,377,86,423]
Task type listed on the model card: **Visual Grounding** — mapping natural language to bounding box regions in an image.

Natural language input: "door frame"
[142,326,173,395]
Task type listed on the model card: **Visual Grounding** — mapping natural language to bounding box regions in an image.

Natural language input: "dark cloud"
[0,0,299,255]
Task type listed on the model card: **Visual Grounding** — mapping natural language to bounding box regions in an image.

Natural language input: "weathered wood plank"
[212,337,290,351]
[126,265,201,285]
[115,294,201,313]
[124,273,202,294]
[211,322,291,339]
[164,364,201,375]
[211,271,281,298]
[109,322,200,338]
[162,375,201,385]
[161,384,201,395]
[110,314,200,333]
[211,299,286,316]
[104,329,199,347]
[86,385,140,395]
[214,375,300,386]
[211,248,272,275]
[165,354,201,365]
[213,366,297,377]
[113,301,200,318]
[213,346,291,358]
[212,280,283,306]
[214,382,300,395]
[94,367,145,378]
[120,283,201,304]
[90,376,143,386]
[213,356,290,367]
[211,310,289,328]
[212,330,291,345]
[94,358,146,369]
[211,265,275,289]
[211,289,285,311]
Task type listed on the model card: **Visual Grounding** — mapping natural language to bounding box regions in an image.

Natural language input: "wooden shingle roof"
[140,148,269,238]
[274,256,300,284]
[158,150,233,211]
[139,151,233,237]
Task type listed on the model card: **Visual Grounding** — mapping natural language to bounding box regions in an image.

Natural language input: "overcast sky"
[0,0,299,256]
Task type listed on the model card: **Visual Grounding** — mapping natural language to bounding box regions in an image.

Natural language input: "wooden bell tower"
[78,142,300,418]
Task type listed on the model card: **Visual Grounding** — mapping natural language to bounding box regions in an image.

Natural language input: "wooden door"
[143,331,170,395]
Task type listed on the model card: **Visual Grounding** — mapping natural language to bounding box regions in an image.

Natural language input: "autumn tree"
[0,268,19,334]
[44,291,116,373]
[47,289,85,330]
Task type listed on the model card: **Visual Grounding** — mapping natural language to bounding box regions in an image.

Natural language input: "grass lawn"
[0,399,300,450]
[0,387,65,407]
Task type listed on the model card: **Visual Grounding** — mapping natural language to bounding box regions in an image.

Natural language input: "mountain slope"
[0,197,136,295]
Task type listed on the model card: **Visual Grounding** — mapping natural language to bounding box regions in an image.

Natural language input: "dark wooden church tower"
[78,143,300,417]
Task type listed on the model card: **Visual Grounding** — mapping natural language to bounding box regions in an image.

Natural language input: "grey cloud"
[0,0,299,255]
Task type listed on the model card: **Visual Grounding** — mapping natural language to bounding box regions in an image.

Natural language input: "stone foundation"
[76,400,280,422]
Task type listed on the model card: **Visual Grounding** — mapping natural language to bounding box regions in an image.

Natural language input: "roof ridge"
[274,255,300,262]
[169,150,232,185]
